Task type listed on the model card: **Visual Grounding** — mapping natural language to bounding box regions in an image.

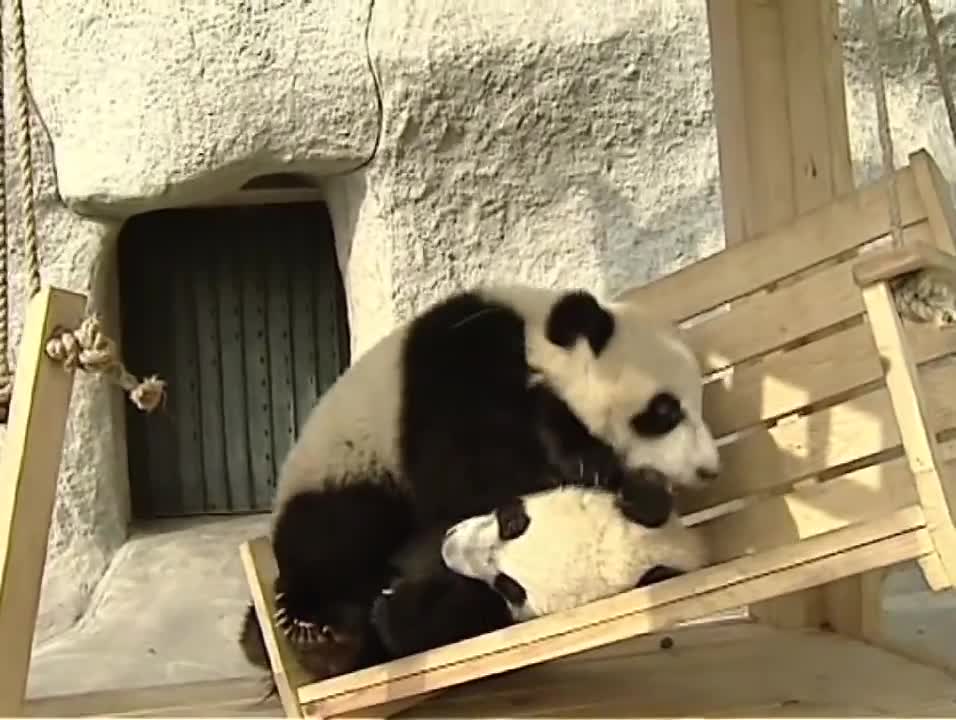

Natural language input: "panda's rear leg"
[270,482,414,676]
[371,567,513,659]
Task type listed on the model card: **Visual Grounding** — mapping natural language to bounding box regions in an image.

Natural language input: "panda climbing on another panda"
[435,484,708,622]
[239,283,720,679]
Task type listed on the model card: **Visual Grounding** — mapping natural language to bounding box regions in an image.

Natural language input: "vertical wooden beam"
[0,287,85,715]
[706,0,885,636]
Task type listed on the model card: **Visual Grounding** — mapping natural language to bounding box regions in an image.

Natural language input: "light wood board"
[25,618,956,718]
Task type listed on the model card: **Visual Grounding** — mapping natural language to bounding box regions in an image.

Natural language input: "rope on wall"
[0,0,11,419]
[0,0,166,421]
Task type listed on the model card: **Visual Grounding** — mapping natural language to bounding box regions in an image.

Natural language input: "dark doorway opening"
[118,201,350,520]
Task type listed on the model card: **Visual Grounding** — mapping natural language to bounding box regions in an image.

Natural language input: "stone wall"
[0,0,953,645]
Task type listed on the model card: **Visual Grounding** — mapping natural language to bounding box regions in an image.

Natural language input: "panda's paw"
[370,580,425,658]
[273,592,335,649]
[617,468,675,528]
[272,591,372,678]
[371,586,403,657]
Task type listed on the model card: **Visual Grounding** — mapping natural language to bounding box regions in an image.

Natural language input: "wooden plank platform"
[25,617,956,718]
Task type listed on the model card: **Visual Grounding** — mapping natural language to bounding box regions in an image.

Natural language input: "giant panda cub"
[239,284,720,678]
[436,485,708,622]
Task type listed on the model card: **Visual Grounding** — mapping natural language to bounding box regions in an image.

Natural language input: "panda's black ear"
[546,291,615,355]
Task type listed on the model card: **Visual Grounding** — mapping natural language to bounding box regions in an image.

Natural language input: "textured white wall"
[0,0,953,645]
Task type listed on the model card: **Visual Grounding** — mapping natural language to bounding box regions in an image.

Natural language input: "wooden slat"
[862,281,956,587]
[616,165,923,323]
[300,508,930,715]
[853,243,956,287]
[692,345,956,515]
[781,0,849,213]
[695,455,919,562]
[687,222,930,374]
[404,620,956,719]
[240,538,438,720]
[910,149,956,254]
[705,318,956,439]
[921,358,956,434]
[240,538,310,718]
[0,287,86,716]
[692,385,899,511]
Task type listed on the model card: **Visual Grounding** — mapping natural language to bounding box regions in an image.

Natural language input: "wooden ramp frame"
[239,149,956,718]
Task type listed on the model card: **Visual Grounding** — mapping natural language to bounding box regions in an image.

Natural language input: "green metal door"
[118,201,350,519]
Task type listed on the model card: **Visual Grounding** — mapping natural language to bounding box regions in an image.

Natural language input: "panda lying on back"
[435,485,708,622]
[239,284,720,677]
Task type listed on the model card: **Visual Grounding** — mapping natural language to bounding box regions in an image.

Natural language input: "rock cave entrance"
[116,192,350,520]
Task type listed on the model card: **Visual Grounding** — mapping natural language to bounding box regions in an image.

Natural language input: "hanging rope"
[0,0,166,420]
[861,0,904,249]
[917,0,956,150]
[11,0,37,298]
[0,0,11,420]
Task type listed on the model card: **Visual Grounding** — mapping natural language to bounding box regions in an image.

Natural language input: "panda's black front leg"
[371,568,513,659]
[616,467,675,528]
[269,483,414,677]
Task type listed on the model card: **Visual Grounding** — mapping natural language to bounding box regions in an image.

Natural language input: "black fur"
[495,497,530,540]
[631,391,686,437]
[371,568,513,658]
[273,480,414,622]
[266,289,675,675]
[545,290,615,354]
[615,467,675,529]
[636,565,686,587]
[492,572,528,606]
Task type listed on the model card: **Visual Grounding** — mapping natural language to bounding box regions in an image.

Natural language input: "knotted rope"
[44,315,166,412]
[0,0,166,421]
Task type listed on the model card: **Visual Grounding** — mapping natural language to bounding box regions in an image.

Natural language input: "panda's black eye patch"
[495,498,530,540]
[631,392,685,437]
[493,572,527,605]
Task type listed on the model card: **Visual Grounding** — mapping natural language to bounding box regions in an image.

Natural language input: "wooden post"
[706,0,884,636]
[0,287,86,715]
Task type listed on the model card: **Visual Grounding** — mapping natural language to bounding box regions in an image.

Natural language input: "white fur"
[494,287,720,490]
[271,325,407,517]
[441,486,708,621]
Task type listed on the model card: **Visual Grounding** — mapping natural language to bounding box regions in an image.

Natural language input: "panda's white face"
[441,486,707,621]
[527,295,719,492]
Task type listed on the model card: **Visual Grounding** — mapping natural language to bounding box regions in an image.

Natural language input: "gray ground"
[25,514,956,701]
[27,514,272,700]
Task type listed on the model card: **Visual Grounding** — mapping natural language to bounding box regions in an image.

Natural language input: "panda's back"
[273,324,409,510]
[273,286,563,524]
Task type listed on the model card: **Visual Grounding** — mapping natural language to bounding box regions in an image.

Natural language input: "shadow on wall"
[571,172,724,297]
